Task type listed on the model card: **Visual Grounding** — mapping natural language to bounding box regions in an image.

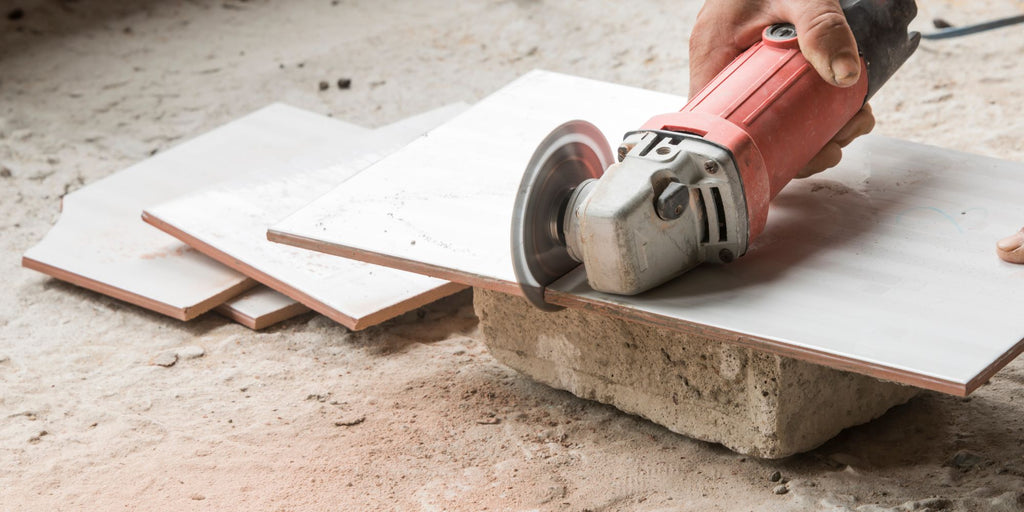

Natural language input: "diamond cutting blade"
[511,120,613,311]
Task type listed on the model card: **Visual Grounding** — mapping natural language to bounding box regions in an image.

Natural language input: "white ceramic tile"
[216,286,310,330]
[145,105,468,330]
[267,70,1024,394]
[23,104,369,320]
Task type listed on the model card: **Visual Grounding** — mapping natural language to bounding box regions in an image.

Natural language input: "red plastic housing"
[641,28,868,241]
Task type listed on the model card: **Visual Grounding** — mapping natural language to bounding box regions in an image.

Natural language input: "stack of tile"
[23,103,467,330]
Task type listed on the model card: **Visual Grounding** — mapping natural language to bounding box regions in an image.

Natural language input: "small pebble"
[318,80,330,91]
[177,345,205,360]
[337,78,352,89]
[0,354,10,363]
[334,415,365,427]
[476,417,501,425]
[950,450,986,471]
[0,167,11,178]
[7,8,24,21]
[768,470,782,482]
[150,352,178,367]
[189,494,205,501]
[772,485,789,495]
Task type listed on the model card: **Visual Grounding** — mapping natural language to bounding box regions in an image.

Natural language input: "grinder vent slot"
[696,189,710,244]
[639,133,685,156]
[639,134,662,157]
[711,187,728,242]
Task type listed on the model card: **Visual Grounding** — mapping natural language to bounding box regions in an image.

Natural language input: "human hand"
[997,228,1024,264]
[688,0,874,178]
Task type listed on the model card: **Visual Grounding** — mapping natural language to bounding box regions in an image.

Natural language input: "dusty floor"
[2,0,1024,510]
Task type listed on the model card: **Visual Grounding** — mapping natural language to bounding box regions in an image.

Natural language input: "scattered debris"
[772,485,789,495]
[150,347,203,366]
[949,450,987,471]
[370,80,386,88]
[337,78,351,90]
[318,80,330,91]
[899,497,953,510]
[306,393,330,402]
[334,415,365,427]
[0,354,9,363]
[768,471,781,482]
[150,351,178,367]
[539,485,567,504]
[28,430,48,444]
[177,345,205,360]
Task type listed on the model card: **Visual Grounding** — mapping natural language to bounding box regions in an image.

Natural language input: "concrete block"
[473,289,919,458]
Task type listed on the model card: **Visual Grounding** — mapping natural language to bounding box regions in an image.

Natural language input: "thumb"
[779,1,861,87]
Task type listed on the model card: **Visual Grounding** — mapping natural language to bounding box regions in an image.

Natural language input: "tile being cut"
[269,71,684,294]
[23,104,368,321]
[144,105,469,330]
[268,70,1024,395]
[216,286,310,330]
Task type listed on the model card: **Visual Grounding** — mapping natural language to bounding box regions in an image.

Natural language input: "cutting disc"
[512,120,612,311]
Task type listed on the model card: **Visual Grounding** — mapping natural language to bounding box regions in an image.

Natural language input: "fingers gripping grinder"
[512,0,920,310]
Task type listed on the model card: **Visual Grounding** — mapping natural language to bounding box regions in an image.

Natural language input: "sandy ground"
[2,0,1024,510]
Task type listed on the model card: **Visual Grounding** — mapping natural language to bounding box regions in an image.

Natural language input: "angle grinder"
[512,0,921,311]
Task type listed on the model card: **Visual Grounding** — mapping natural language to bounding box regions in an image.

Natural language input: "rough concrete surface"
[2,0,1023,510]
[474,289,920,459]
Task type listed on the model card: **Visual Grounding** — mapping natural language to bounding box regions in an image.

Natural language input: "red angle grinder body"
[643,25,868,241]
[512,0,921,310]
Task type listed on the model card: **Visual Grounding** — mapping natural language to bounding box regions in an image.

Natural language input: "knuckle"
[801,10,850,38]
